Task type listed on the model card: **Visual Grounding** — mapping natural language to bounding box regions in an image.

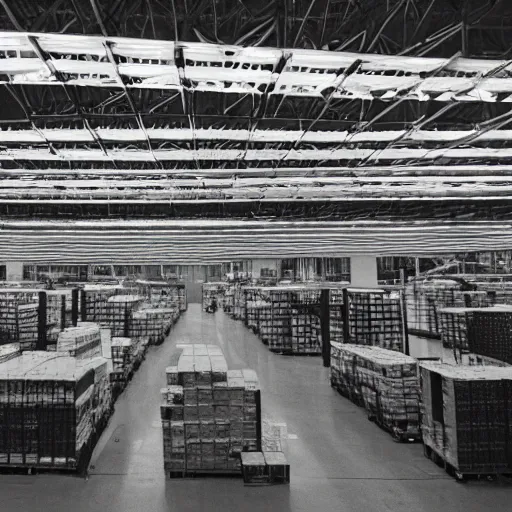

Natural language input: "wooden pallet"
[424,444,512,483]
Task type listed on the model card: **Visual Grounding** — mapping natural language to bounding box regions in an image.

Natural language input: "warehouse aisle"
[1,305,512,512]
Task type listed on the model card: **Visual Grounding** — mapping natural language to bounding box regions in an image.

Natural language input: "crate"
[420,362,512,478]
[241,452,268,484]
[0,353,112,472]
[263,451,290,484]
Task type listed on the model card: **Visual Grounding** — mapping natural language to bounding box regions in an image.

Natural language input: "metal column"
[320,289,331,368]
[37,291,47,350]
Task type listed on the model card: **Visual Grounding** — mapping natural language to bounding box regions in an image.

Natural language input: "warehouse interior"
[2,1,512,511]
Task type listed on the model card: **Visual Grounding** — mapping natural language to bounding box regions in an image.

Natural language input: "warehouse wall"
[251,259,279,278]
[5,262,23,281]
[350,256,378,288]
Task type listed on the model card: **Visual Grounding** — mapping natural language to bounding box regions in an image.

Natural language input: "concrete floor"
[0,304,511,512]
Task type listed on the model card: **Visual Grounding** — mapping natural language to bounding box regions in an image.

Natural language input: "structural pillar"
[37,291,47,350]
[350,256,378,288]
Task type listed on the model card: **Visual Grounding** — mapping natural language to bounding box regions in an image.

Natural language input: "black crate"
[263,451,290,484]
[240,452,269,484]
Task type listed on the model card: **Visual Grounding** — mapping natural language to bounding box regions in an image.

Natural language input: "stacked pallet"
[466,307,512,365]
[161,344,261,477]
[56,323,102,360]
[0,352,112,471]
[331,342,420,441]
[420,362,512,479]
[130,307,179,344]
[129,281,186,310]
[82,286,122,322]
[346,289,404,352]
[110,337,133,386]
[0,295,38,349]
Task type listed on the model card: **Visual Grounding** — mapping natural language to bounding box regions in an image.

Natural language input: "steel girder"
[0,0,511,58]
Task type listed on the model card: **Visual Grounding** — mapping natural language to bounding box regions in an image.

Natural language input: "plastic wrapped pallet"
[331,342,420,440]
[57,322,102,360]
[161,344,261,476]
[420,362,512,475]
[0,352,112,470]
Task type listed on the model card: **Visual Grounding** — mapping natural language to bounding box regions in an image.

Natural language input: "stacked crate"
[161,344,261,476]
[346,289,404,352]
[56,323,103,360]
[0,353,112,471]
[331,343,420,440]
[420,362,512,478]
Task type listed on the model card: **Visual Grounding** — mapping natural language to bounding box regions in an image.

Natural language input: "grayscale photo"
[0,1,511,510]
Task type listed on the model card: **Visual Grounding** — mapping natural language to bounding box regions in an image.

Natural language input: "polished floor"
[0,304,511,512]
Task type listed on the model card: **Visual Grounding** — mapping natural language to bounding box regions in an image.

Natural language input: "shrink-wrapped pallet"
[331,343,420,440]
[420,362,512,475]
[0,352,111,470]
[57,322,102,359]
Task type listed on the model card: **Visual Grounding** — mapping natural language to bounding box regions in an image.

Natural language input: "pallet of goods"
[161,344,262,477]
[110,337,134,386]
[56,323,103,360]
[345,288,404,352]
[438,307,471,352]
[330,342,420,442]
[0,352,112,472]
[130,307,178,344]
[405,281,494,337]
[466,306,512,366]
[0,295,38,350]
[81,286,122,323]
[420,362,512,481]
